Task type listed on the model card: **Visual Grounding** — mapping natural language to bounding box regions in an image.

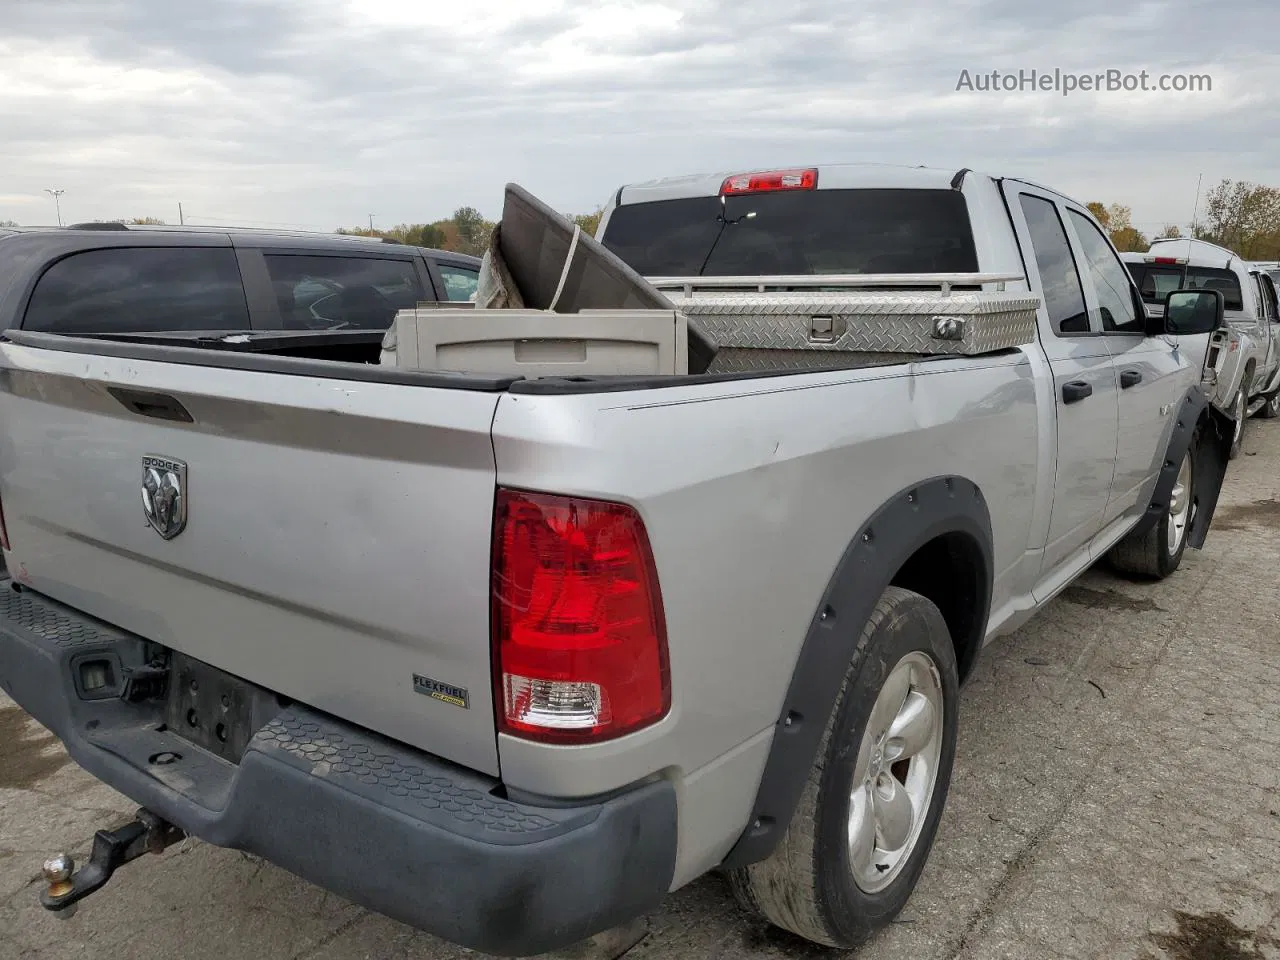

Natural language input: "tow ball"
[40,809,184,919]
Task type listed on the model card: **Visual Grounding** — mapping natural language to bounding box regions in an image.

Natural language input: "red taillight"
[1150,256,1186,265]
[491,488,670,744]
[720,168,818,196]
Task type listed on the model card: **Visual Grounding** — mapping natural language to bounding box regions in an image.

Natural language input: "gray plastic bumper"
[0,580,677,956]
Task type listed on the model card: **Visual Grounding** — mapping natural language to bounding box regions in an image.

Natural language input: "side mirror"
[1162,288,1225,336]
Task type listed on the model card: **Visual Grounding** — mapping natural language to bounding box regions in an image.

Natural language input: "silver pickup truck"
[0,164,1232,956]
[1123,241,1280,457]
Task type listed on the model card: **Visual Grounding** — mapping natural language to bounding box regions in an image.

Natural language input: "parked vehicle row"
[0,164,1235,956]
[0,222,482,339]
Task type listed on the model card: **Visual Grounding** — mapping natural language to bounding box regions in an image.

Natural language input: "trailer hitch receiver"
[40,809,184,918]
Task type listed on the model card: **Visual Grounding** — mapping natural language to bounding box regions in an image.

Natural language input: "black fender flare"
[719,476,993,870]
[1128,385,1230,550]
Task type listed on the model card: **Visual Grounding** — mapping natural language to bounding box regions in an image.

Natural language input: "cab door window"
[1065,210,1142,334]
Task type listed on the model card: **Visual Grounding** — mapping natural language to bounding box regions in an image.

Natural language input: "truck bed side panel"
[490,354,1039,878]
[0,343,503,774]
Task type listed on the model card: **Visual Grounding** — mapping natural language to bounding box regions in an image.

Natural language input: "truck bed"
[0,325,1039,794]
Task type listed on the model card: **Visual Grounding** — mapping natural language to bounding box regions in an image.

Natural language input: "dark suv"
[0,224,481,337]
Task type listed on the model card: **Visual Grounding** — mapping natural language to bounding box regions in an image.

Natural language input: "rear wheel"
[728,587,959,949]
[1108,445,1195,580]
[1258,390,1280,420]
[1229,389,1247,459]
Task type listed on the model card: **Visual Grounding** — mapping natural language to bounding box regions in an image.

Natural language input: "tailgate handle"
[106,387,193,423]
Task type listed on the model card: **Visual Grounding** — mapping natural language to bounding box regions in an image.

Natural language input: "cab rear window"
[601,189,979,277]
[1125,262,1244,311]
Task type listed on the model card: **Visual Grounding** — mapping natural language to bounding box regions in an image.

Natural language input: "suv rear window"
[23,247,250,334]
[264,255,426,329]
[600,189,979,277]
[1125,262,1244,311]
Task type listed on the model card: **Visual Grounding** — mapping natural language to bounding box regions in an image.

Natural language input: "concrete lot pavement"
[3,422,1279,960]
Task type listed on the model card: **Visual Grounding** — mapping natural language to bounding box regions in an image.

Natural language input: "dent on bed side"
[719,475,993,870]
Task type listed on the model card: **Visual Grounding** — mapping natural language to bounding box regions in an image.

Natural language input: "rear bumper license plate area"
[166,653,275,765]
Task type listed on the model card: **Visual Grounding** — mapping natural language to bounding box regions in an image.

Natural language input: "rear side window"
[601,189,979,277]
[1018,195,1089,335]
[263,255,426,330]
[23,247,249,334]
[1256,275,1278,322]
[438,263,479,302]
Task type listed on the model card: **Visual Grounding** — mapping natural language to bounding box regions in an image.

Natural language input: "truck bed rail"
[645,272,1024,297]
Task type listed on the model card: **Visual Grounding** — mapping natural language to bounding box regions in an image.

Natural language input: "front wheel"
[728,587,959,949]
[1108,445,1195,580]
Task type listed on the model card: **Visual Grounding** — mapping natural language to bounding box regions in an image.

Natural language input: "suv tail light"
[720,168,818,196]
[491,488,670,744]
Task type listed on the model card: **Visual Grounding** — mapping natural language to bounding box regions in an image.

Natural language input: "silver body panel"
[0,165,1204,891]
[490,352,1042,883]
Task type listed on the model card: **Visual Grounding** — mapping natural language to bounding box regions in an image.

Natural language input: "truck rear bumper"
[0,580,677,957]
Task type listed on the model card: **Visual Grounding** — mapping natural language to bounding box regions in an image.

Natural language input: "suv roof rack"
[67,221,130,231]
[118,223,396,244]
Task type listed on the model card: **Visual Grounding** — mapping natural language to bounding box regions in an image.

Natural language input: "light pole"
[44,189,65,226]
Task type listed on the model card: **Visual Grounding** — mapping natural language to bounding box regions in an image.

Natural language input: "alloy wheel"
[847,651,945,894]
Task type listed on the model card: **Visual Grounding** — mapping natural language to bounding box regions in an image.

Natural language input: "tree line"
[1088,178,1280,259]
[335,208,605,257]
[9,177,1277,262]
[348,179,1280,263]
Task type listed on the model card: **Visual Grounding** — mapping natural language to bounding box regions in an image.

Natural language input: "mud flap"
[1128,387,1230,550]
[1188,405,1232,549]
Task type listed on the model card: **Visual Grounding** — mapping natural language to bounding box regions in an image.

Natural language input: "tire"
[728,587,959,949]
[1258,390,1280,420]
[1229,387,1247,460]
[1108,442,1195,580]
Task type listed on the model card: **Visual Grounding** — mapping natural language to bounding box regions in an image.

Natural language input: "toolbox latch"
[932,316,968,341]
[808,315,845,343]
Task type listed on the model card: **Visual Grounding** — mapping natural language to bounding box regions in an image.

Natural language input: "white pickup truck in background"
[0,164,1233,955]
[1123,240,1280,453]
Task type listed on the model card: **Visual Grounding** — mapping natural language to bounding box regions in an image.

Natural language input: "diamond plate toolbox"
[673,291,1040,373]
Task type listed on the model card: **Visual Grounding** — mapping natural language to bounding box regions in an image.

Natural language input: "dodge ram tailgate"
[0,335,505,774]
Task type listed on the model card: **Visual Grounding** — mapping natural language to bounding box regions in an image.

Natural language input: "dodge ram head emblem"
[141,456,188,540]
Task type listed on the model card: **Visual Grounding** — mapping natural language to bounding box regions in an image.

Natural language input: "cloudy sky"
[2,0,1277,233]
